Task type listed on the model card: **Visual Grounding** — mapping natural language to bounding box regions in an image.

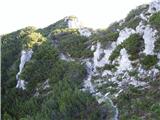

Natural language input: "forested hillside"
[1,1,160,120]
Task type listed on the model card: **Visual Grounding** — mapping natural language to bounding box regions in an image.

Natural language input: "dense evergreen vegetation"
[123,34,144,60]
[117,77,160,120]
[109,44,123,62]
[1,24,109,120]
[49,28,93,58]
[125,4,149,22]
[149,12,160,30]
[109,34,144,61]
[122,17,141,30]
[91,23,119,48]
[38,19,68,37]
[140,55,158,69]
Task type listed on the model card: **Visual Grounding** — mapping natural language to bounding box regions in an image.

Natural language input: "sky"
[0,0,152,35]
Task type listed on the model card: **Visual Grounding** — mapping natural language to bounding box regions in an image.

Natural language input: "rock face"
[64,16,82,29]
[16,50,33,89]
[64,16,92,37]
[1,1,160,120]
[82,1,160,119]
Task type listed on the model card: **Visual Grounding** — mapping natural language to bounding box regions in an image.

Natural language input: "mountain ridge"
[1,0,160,120]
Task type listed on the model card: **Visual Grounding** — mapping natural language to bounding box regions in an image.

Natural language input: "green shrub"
[107,32,119,41]
[123,34,144,60]
[59,33,93,58]
[97,82,118,95]
[91,27,119,48]
[125,5,149,22]
[21,32,46,49]
[103,64,116,70]
[3,112,12,120]
[107,21,121,32]
[109,44,123,62]
[140,55,158,69]
[38,19,68,36]
[50,28,78,39]
[109,33,145,62]
[154,37,160,53]
[49,60,87,88]
[151,103,160,115]
[122,17,141,29]
[49,28,93,58]
[149,12,160,29]
[20,118,28,120]
[128,70,138,77]
[117,78,160,119]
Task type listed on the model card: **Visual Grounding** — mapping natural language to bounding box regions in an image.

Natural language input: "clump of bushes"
[20,41,59,91]
[91,22,119,48]
[32,81,108,120]
[109,33,144,62]
[49,28,93,58]
[117,78,160,120]
[50,28,79,39]
[154,37,160,53]
[140,55,158,69]
[103,64,116,71]
[149,12,160,29]
[1,26,45,91]
[21,32,46,49]
[128,70,138,77]
[125,4,149,22]
[109,44,123,62]
[107,32,119,42]
[121,17,141,29]
[38,19,68,37]
[58,32,93,58]
[123,34,144,60]
[2,39,113,120]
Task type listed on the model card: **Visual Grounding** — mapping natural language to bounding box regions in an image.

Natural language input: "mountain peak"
[64,15,83,28]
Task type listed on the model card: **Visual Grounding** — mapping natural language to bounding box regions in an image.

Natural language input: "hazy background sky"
[0,0,152,34]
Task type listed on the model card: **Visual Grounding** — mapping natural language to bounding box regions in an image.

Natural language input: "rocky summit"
[1,1,160,120]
